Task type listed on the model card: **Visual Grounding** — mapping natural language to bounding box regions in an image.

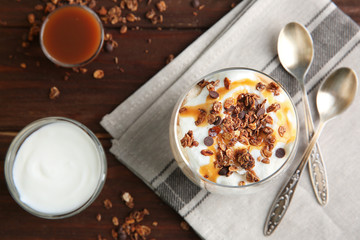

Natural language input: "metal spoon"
[264,67,358,235]
[278,22,328,205]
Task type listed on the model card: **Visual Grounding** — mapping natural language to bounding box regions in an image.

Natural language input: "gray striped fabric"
[101,0,360,239]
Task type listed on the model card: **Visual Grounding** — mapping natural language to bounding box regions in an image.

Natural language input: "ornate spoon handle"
[264,122,325,236]
[301,84,328,205]
[308,143,328,205]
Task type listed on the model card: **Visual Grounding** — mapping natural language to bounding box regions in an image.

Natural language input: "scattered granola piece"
[180,221,190,231]
[224,97,235,110]
[125,0,138,11]
[79,68,87,74]
[261,158,270,164]
[122,192,135,208]
[34,4,44,11]
[152,221,158,227]
[179,107,187,113]
[88,0,96,9]
[211,101,222,113]
[27,13,35,24]
[238,181,245,186]
[120,25,127,34]
[256,82,266,91]
[181,130,198,148]
[103,199,113,209]
[112,216,119,226]
[45,2,56,13]
[267,103,281,113]
[156,1,167,12]
[224,77,231,90]
[22,41,29,48]
[201,149,213,156]
[126,13,136,22]
[246,169,260,182]
[237,149,255,170]
[111,228,118,239]
[199,4,205,10]
[49,86,60,100]
[20,63,27,69]
[96,213,102,222]
[197,79,208,88]
[195,109,206,126]
[146,8,156,19]
[278,126,286,137]
[147,38,152,44]
[267,82,280,96]
[93,69,105,79]
[166,54,174,64]
[114,56,119,64]
[207,113,216,124]
[120,209,152,239]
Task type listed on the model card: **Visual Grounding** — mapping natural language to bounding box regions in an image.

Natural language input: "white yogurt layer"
[177,69,297,186]
[13,121,101,214]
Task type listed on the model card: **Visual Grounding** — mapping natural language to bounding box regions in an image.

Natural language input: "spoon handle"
[264,121,325,236]
[301,86,329,205]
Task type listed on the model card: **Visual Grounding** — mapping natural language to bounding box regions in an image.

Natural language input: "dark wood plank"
[0,0,239,28]
[0,27,202,133]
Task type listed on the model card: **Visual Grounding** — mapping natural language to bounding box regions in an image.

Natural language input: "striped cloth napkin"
[101,0,360,239]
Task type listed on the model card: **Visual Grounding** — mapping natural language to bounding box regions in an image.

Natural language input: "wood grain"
[0,0,359,239]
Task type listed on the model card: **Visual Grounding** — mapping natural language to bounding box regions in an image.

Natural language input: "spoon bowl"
[278,22,314,80]
[317,68,358,121]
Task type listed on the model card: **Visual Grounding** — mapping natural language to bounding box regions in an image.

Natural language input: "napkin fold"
[101,0,360,239]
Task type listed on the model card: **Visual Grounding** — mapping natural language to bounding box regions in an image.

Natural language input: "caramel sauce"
[199,144,218,182]
[42,6,102,65]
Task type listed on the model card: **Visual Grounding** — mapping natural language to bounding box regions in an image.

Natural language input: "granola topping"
[177,69,297,186]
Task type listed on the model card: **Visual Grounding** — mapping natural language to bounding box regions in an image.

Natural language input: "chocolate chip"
[105,41,114,52]
[192,0,200,8]
[213,116,222,125]
[218,167,229,176]
[275,148,286,158]
[238,111,247,119]
[209,91,219,99]
[256,107,265,117]
[118,229,127,240]
[204,136,214,146]
[226,105,235,112]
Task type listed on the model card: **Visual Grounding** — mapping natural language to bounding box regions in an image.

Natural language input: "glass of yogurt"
[4,117,107,218]
[169,68,299,194]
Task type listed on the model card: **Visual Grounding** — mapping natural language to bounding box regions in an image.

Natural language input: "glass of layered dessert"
[169,68,299,194]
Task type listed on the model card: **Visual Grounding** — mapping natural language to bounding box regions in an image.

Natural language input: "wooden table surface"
[0,0,358,239]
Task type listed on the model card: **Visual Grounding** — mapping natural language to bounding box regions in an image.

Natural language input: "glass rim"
[39,4,104,68]
[4,116,107,219]
[170,67,300,190]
